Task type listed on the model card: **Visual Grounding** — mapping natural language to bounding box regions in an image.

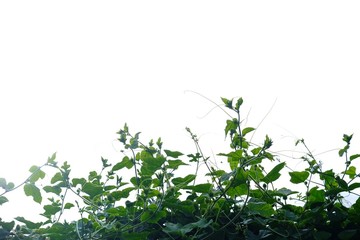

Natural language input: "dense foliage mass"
[1,97,360,239]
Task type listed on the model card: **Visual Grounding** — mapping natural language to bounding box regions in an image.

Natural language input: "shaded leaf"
[247,202,275,218]
[15,217,42,229]
[172,174,196,186]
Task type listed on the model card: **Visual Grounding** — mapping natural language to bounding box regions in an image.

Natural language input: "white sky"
[1,1,360,221]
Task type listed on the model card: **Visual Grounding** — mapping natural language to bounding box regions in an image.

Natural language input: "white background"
[1,1,360,222]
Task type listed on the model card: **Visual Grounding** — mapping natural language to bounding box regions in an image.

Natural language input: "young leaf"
[289,171,309,184]
[47,152,57,165]
[242,127,255,137]
[221,97,233,109]
[235,97,243,111]
[24,183,42,204]
[261,162,285,184]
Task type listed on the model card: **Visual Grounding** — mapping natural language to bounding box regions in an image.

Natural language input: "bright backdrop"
[1,0,360,221]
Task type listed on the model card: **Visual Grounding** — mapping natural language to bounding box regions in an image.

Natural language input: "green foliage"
[1,96,360,239]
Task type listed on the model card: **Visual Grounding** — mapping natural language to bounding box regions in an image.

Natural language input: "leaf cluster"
[1,97,360,239]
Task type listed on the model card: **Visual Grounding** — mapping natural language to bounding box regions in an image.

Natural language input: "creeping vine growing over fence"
[1,97,360,239]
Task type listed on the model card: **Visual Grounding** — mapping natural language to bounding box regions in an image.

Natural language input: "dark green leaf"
[0,220,15,232]
[140,155,166,176]
[313,231,331,240]
[338,230,357,240]
[24,183,42,204]
[247,202,275,217]
[308,187,325,203]
[164,149,183,158]
[289,171,309,184]
[82,182,103,199]
[184,183,212,193]
[172,174,196,186]
[42,204,61,217]
[64,203,74,209]
[121,232,150,240]
[262,162,285,184]
[112,156,133,171]
[348,182,360,191]
[110,187,135,200]
[15,217,42,229]
[350,154,360,161]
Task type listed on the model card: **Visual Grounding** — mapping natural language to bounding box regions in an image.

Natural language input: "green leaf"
[140,208,166,223]
[28,166,46,183]
[140,154,166,176]
[262,162,285,184]
[338,229,357,240]
[106,206,127,216]
[313,231,331,240]
[72,178,86,187]
[225,118,238,136]
[112,156,133,171]
[247,202,275,218]
[0,196,8,205]
[242,127,255,137]
[348,182,360,191]
[64,203,74,209]
[43,186,61,195]
[24,183,42,204]
[14,217,42,229]
[42,204,62,217]
[0,220,15,232]
[51,172,63,184]
[221,97,233,109]
[110,187,135,200]
[82,182,103,199]
[275,188,298,197]
[235,97,243,111]
[47,152,57,164]
[167,159,188,169]
[164,149,183,158]
[121,232,150,240]
[350,154,360,161]
[172,174,196,186]
[344,166,357,179]
[289,171,309,184]
[308,187,325,203]
[184,183,212,193]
